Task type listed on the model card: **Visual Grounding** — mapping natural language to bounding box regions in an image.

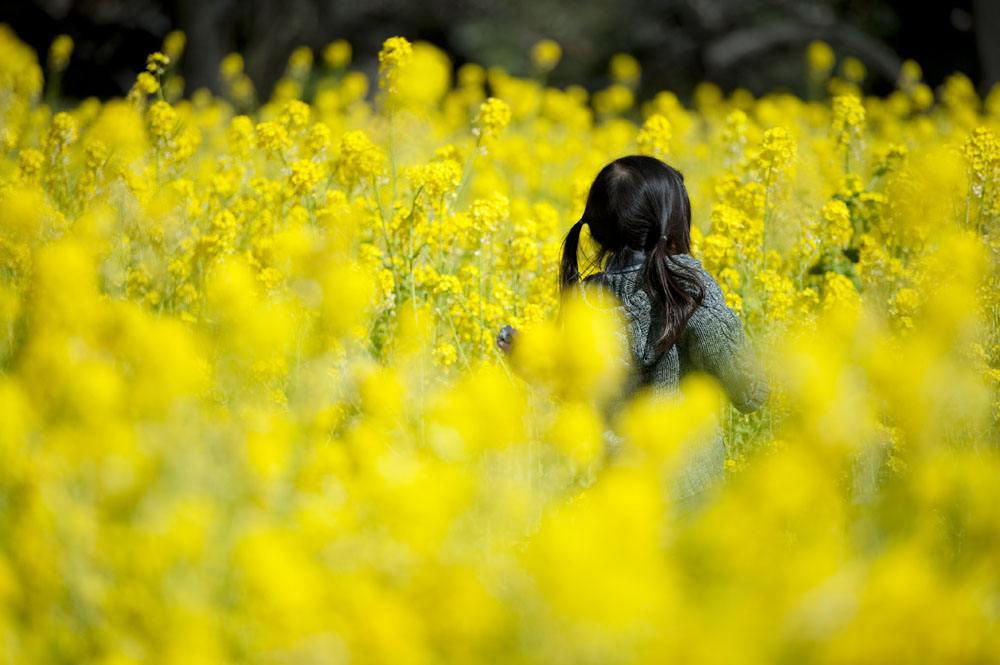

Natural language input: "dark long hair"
[559,155,705,354]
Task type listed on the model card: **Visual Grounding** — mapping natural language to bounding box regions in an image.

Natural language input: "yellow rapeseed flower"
[163,30,186,59]
[48,34,73,71]
[531,39,562,73]
[473,97,511,139]
[432,342,457,367]
[899,59,923,91]
[220,52,244,80]
[609,53,641,86]
[405,160,462,200]
[807,40,835,73]
[323,39,352,69]
[288,159,323,196]
[147,100,178,146]
[592,83,634,114]
[254,120,290,159]
[279,99,310,129]
[287,46,313,78]
[378,36,413,92]
[135,71,159,95]
[820,199,853,247]
[841,57,867,83]
[961,127,999,176]
[636,113,671,157]
[831,94,866,147]
[146,51,170,76]
[751,126,797,178]
[44,112,76,156]
[334,129,386,186]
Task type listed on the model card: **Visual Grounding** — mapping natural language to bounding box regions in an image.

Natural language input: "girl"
[497,155,768,512]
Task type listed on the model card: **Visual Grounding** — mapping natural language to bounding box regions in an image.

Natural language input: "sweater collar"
[604,247,648,274]
[604,249,701,274]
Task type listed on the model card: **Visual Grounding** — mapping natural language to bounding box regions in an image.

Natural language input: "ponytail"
[559,219,586,290]
[644,235,704,354]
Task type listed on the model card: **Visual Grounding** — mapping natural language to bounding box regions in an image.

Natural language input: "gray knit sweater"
[579,251,769,500]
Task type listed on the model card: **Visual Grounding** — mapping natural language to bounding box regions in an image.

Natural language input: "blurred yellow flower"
[323,39,352,69]
[48,34,73,71]
[841,56,867,82]
[473,97,511,139]
[609,52,641,85]
[220,52,244,80]
[378,35,413,93]
[163,30,186,59]
[287,45,313,77]
[135,71,159,95]
[636,113,671,157]
[807,40,835,73]
[531,39,562,73]
[831,94,866,147]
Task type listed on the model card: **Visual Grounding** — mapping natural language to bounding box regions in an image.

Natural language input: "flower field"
[2,26,1000,663]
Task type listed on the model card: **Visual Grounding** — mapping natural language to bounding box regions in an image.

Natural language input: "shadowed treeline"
[1,0,998,105]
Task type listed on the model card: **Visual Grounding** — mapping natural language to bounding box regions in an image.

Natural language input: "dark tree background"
[1,0,996,104]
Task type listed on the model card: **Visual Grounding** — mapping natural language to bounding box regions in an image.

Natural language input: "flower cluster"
[750,126,797,183]
[831,94,866,147]
[473,96,512,139]
[962,126,999,177]
[636,113,671,157]
[334,129,387,187]
[377,35,413,92]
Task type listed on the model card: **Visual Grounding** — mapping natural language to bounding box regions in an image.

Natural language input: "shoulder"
[667,253,725,307]
[576,272,609,300]
[575,273,627,313]
[670,256,741,341]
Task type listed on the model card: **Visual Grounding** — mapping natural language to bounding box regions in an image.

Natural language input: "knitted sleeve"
[682,278,769,414]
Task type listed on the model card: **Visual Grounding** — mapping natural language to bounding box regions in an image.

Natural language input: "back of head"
[582,155,691,256]
[559,155,704,357]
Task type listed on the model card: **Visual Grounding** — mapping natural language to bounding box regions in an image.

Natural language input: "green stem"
[407,203,426,450]
[454,134,483,206]
[976,183,987,235]
[371,174,398,285]
[477,248,485,360]
[443,307,474,373]
[388,97,398,205]
[964,178,973,231]
[762,160,774,272]
[761,160,774,326]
